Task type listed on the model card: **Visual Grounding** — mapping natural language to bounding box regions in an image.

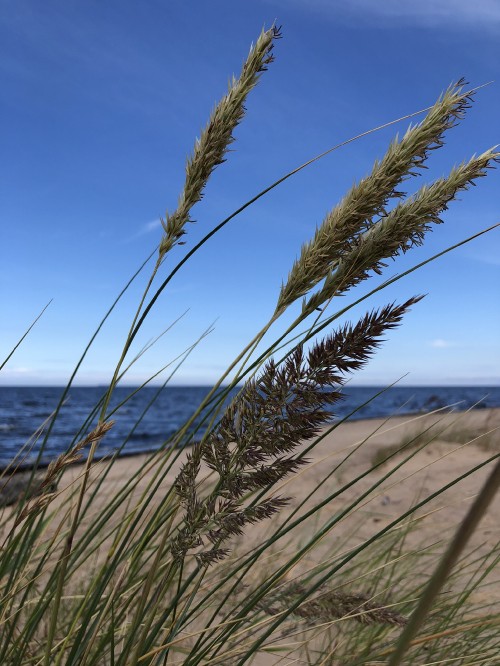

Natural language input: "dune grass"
[371,409,500,467]
[1,25,500,665]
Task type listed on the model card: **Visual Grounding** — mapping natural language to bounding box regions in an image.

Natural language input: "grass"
[1,24,500,665]
[371,409,500,466]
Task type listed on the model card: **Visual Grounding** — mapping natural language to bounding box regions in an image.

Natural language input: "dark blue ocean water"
[1,385,499,468]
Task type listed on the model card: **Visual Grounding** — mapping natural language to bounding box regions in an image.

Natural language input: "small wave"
[22,400,39,407]
[126,431,163,443]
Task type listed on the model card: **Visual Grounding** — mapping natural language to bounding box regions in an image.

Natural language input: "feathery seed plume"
[303,147,499,315]
[263,582,407,627]
[276,80,474,314]
[15,420,114,525]
[159,26,281,259]
[172,297,421,564]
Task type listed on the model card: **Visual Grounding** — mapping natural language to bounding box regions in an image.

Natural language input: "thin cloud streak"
[430,339,456,349]
[142,219,162,234]
[282,0,500,28]
[466,253,500,267]
[123,218,162,243]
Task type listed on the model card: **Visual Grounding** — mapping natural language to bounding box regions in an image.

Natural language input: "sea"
[1,385,499,469]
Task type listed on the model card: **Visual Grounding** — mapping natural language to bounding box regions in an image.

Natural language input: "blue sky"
[1,0,499,386]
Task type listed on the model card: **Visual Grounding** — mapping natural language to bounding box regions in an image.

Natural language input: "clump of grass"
[1,24,500,666]
[14,420,114,525]
[0,471,48,508]
[264,582,409,627]
[173,298,421,566]
[371,409,500,466]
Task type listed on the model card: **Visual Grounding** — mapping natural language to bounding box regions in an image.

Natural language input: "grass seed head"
[303,148,499,314]
[172,297,421,564]
[276,80,477,314]
[159,25,281,259]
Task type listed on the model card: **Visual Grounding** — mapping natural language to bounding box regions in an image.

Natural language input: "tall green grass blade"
[0,300,52,372]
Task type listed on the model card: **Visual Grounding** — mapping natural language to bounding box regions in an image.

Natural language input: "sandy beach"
[2,407,499,663]
[51,407,500,595]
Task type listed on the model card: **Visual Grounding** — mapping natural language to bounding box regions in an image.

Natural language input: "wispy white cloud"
[123,218,163,243]
[465,252,500,267]
[0,366,37,385]
[3,366,33,374]
[142,219,162,234]
[282,0,500,29]
[430,338,455,349]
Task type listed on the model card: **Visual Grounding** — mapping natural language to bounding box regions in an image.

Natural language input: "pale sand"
[60,407,500,594]
[3,408,499,662]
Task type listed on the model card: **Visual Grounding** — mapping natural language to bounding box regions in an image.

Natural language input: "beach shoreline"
[3,408,499,532]
[2,406,499,660]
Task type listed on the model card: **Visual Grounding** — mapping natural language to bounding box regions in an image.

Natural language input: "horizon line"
[1,383,500,389]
